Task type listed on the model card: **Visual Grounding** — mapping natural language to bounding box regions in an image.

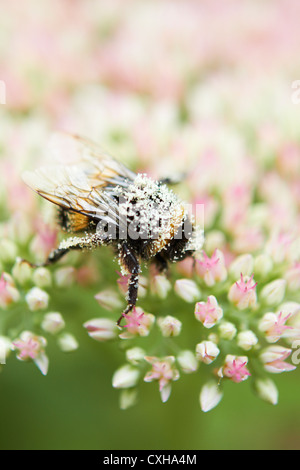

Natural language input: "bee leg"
[20,247,69,268]
[117,243,140,326]
[22,233,103,268]
[38,247,70,267]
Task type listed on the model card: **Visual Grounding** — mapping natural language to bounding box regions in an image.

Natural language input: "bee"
[23,133,203,324]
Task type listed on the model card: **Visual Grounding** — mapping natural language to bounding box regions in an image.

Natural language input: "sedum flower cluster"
[0,0,300,413]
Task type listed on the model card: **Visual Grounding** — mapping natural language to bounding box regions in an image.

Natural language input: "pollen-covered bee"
[23,133,203,324]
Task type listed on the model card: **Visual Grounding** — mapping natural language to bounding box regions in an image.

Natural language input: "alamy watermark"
[95,200,205,243]
[291,340,300,365]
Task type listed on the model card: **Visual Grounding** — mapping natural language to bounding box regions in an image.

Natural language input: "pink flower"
[277,142,300,179]
[259,311,293,343]
[119,307,155,339]
[30,221,58,260]
[144,356,180,402]
[266,232,294,264]
[232,227,264,254]
[228,273,257,310]
[0,273,20,308]
[194,295,223,328]
[220,355,251,383]
[285,262,300,291]
[1,162,36,213]
[196,249,227,286]
[260,346,296,374]
[116,271,130,295]
[192,195,219,229]
[221,184,251,232]
[13,336,43,360]
[12,331,48,375]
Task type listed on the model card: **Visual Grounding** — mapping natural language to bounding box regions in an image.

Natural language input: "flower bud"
[199,381,223,412]
[203,231,226,255]
[218,321,237,340]
[174,279,200,303]
[126,347,146,365]
[177,350,198,373]
[84,318,118,341]
[157,315,182,337]
[228,274,257,310]
[254,253,273,278]
[229,254,254,279]
[41,312,65,334]
[32,267,52,288]
[285,263,300,291]
[0,272,20,308]
[195,295,223,328]
[55,266,76,287]
[57,333,78,352]
[151,275,171,299]
[254,378,278,405]
[196,249,227,286]
[112,364,140,389]
[236,330,258,351]
[0,336,12,364]
[12,258,31,285]
[25,287,49,311]
[0,239,17,262]
[196,340,220,364]
[137,276,148,298]
[119,388,138,410]
[260,279,286,306]
[94,289,123,311]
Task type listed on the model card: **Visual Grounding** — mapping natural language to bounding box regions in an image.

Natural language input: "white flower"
[237,330,258,351]
[229,254,254,279]
[254,254,273,278]
[177,350,198,373]
[218,321,237,340]
[254,378,278,405]
[196,341,220,364]
[94,289,123,311]
[174,279,201,303]
[41,312,65,334]
[260,279,286,306]
[57,333,78,352]
[126,347,146,365]
[12,258,32,285]
[25,287,49,311]
[84,318,118,341]
[151,275,171,299]
[200,381,223,412]
[157,315,182,337]
[112,365,140,389]
[32,267,52,288]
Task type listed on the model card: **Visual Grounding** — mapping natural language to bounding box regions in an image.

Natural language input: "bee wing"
[45,132,136,182]
[22,134,136,227]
